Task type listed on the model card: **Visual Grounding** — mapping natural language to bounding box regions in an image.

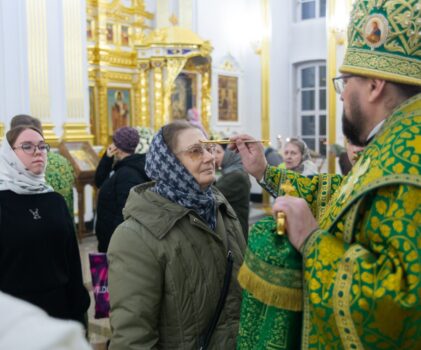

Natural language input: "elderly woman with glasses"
[107,120,246,350]
[0,125,90,328]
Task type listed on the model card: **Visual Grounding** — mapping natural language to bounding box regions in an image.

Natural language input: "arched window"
[296,62,327,156]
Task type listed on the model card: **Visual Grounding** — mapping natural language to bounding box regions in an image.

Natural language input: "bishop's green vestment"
[239,94,421,350]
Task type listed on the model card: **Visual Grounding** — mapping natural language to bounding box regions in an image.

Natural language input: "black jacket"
[0,190,90,326]
[95,153,150,252]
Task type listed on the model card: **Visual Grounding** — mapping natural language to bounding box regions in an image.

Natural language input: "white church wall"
[0,0,30,127]
[46,0,66,137]
[196,0,262,138]
[271,1,327,152]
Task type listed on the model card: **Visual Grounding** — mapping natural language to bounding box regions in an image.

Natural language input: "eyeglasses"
[13,142,50,155]
[175,143,216,160]
[332,74,355,94]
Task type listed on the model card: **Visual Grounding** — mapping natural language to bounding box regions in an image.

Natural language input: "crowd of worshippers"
[0,1,420,348]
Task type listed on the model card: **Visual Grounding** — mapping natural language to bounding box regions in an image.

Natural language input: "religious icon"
[218,75,238,122]
[364,14,388,49]
[106,23,114,43]
[121,25,129,45]
[107,89,130,133]
[170,72,197,120]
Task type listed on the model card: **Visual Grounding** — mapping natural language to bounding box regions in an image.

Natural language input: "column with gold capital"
[61,0,93,144]
[26,0,59,146]
[97,76,109,146]
[200,67,211,133]
[152,59,165,131]
[136,61,151,127]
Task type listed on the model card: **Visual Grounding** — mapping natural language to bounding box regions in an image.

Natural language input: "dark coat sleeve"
[62,202,90,326]
[95,154,114,188]
[113,168,146,226]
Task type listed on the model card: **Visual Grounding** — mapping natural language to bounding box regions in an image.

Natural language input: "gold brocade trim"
[237,263,303,312]
[301,230,325,349]
[333,245,368,350]
[343,197,363,244]
[317,175,333,221]
[340,49,421,86]
[302,272,311,350]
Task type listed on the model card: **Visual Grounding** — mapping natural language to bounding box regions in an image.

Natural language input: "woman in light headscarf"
[0,125,90,327]
[283,138,318,176]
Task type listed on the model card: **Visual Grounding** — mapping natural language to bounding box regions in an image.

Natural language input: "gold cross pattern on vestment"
[277,180,295,235]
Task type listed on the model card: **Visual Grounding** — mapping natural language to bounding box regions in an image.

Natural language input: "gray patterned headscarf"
[145,128,216,230]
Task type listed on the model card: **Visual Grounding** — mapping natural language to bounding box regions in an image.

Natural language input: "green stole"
[237,217,302,349]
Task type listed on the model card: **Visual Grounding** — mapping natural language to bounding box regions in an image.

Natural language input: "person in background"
[264,146,283,166]
[95,126,149,253]
[214,143,251,240]
[232,0,421,347]
[108,120,245,350]
[0,291,91,350]
[282,138,318,176]
[332,139,365,175]
[10,114,75,218]
[0,125,90,327]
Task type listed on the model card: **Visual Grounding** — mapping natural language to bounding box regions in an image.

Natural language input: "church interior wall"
[0,0,30,122]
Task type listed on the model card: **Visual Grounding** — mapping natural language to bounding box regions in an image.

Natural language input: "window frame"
[295,61,327,157]
[296,0,326,21]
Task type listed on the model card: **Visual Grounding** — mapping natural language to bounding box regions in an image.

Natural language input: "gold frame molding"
[0,122,4,142]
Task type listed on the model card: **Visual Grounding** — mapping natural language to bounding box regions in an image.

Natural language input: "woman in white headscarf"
[282,138,318,176]
[0,125,90,327]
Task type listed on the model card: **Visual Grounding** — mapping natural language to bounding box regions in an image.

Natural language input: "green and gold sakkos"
[45,152,75,218]
[261,94,421,349]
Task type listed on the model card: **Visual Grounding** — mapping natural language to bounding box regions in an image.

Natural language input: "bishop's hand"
[272,196,319,251]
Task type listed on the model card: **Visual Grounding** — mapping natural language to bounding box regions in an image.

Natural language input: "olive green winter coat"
[108,182,246,350]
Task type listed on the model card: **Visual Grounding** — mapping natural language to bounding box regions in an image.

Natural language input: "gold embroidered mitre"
[340,0,421,86]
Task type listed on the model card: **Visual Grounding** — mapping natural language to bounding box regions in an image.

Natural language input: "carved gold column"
[62,0,93,143]
[327,0,338,173]
[138,61,151,127]
[152,59,165,130]
[201,67,211,132]
[98,77,109,145]
[261,0,271,209]
[26,0,59,146]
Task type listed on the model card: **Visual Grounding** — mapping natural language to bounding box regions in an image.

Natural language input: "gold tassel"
[238,263,303,312]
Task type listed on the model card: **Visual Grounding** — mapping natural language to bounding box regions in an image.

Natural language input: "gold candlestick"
[277,180,295,235]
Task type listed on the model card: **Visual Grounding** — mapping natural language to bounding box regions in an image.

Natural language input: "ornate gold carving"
[62,123,95,143]
[97,78,109,146]
[137,61,150,127]
[42,123,60,148]
[201,69,211,132]
[152,59,164,130]
[163,58,188,125]
[169,14,179,26]
[88,47,137,68]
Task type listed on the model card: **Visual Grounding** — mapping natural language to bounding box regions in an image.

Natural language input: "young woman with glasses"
[107,120,246,350]
[0,125,90,328]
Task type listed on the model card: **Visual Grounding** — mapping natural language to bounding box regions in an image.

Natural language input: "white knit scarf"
[0,139,53,194]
